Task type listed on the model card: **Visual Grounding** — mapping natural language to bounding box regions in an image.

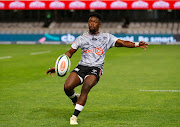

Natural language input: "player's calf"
[67,92,80,104]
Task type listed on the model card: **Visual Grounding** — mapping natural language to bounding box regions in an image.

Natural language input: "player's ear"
[99,21,101,27]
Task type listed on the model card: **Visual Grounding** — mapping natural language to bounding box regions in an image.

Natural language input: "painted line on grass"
[139,90,180,92]
[30,51,51,55]
[0,56,12,60]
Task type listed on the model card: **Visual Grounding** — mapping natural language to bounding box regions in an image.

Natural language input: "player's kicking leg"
[70,75,97,125]
[64,72,82,125]
[64,72,81,108]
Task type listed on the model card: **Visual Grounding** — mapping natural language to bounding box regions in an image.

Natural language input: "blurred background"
[1,1,180,126]
[0,0,180,44]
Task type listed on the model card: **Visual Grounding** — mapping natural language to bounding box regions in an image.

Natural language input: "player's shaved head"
[88,13,102,22]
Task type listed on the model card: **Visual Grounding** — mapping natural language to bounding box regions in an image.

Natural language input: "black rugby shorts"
[72,65,102,84]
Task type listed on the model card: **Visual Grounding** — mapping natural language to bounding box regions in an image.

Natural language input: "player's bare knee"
[64,83,72,92]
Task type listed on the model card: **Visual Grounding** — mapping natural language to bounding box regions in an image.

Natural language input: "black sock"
[73,109,81,117]
[71,96,77,103]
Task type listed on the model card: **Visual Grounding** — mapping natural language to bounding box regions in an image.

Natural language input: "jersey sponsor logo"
[95,47,103,55]
[84,47,103,56]
[83,33,88,36]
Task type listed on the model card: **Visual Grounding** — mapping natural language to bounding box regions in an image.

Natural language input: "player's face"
[88,16,101,34]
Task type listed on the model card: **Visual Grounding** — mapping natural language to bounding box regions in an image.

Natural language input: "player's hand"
[139,41,149,50]
[46,67,55,77]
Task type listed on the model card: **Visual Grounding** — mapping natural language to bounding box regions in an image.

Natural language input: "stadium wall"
[0,34,179,45]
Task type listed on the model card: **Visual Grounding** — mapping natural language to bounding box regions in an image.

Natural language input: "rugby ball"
[55,54,71,77]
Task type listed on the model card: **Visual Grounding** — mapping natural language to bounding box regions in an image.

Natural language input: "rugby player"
[46,13,148,125]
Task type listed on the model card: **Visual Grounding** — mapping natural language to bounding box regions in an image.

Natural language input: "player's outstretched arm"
[65,47,77,58]
[115,39,149,50]
[46,48,77,77]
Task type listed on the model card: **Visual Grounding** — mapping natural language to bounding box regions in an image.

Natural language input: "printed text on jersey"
[84,47,103,55]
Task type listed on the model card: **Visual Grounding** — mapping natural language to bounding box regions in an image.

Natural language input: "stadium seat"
[0,21,178,34]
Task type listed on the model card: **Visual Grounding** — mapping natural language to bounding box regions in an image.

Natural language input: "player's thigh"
[82,75,97,92]
[64,72,81,90]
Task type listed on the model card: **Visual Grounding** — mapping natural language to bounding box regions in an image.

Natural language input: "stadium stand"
[0,21,179,34]
[0,10,179,34]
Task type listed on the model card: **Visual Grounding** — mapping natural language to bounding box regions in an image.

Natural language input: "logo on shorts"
[91,69,97,75]
[84,47,103,56]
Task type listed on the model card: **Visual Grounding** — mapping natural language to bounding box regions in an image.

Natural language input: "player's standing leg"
[70,75,97,125]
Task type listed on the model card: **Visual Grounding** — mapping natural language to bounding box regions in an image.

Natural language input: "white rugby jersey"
[71,32,118,71]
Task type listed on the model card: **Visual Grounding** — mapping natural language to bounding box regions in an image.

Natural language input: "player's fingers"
[49,73,51,77]
[144,45,148,50]
[141,41,147,44]
[140,45,146,50]
[140,41,149,46]
[46,68,51,74]
[52,73,55,77]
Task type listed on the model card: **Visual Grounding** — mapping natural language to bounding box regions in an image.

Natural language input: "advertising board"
[0,0,180,10]
[0,33,179,44]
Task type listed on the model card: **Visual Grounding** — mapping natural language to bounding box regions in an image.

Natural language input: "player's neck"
[89,31,99,35]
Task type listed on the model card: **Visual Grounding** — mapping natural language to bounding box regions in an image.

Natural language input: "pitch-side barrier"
[0,34,180,45]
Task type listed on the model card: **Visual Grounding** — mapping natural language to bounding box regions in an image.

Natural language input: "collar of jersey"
[87,32,101,36]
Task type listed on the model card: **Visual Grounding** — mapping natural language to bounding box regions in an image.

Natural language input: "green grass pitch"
[0,44,180,127]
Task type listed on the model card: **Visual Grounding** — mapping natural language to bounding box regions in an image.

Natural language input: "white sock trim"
[75,104,84,112]
[134,42,139,47]
[69,93,76,99]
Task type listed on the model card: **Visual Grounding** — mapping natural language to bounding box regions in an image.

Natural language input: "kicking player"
[46,13,148,125]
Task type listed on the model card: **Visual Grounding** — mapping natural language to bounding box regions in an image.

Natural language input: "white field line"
[0,56,12,60]
[30,51,51,55]
[139,90,180,92]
